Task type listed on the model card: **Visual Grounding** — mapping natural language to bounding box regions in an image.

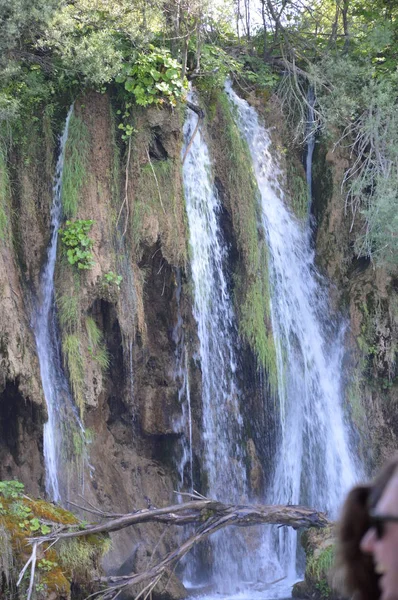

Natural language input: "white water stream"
[173,269,193,492]
[226,83,358,591]
[183,92,254,589]
[32,107,85,502]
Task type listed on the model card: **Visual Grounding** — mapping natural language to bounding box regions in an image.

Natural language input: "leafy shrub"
[59,219,94,270]
[0,480,24,499]
[116,47,187,107]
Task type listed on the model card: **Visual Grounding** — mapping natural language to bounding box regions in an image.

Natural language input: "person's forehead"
[376,472,398,515]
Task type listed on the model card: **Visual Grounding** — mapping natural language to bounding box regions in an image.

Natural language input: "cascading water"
[33,106,86,503]
[226,82,359,591]
[182,92,252,589]
[173,269,193,492]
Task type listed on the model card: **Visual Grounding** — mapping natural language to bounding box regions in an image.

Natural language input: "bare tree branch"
[20,498,329,600]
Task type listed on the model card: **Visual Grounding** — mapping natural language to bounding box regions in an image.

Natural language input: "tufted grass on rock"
[85,316,110,372]
[57,292,80,333]
[63,333,85,418]
[61,112,90,218]
[307,545,335,580]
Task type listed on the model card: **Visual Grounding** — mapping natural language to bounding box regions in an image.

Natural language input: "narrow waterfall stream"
[226,84,358,591]
[182,92,253,589]
[32,107,86,502]
[173,269,193,492]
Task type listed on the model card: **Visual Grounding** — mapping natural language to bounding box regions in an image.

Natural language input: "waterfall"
[226,82,358,587]
[173,269,193,492]
[182,92,251,588]
[33,106,86,502]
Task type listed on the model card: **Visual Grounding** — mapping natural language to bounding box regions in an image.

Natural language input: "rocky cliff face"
[0,88,270,594]
[1,84,396,598]
[313,141,398,470]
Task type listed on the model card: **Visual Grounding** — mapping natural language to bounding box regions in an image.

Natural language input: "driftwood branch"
[182,102,205,164]
[22,496,329,600]
[30,498,328,544]
[186,101,205,119]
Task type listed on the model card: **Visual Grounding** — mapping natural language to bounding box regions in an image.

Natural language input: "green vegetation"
[59,218,94,270]
[85,316,110,371]
[209,89,277,390]
[0,144,9,240]
[306,546,335,598]
[2,0,394,271]
[0,481,24,499]
[307,545,335,580]
[132,145,187,265]
[63,334,85,418]
[103,271,123,288]
[116,47,187,107]
[61,112,90,217]
[0,479,109,598]
[57,291,80,333]
[286,160,308,220]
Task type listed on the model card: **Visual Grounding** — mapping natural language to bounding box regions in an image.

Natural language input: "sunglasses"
[368,512,398,540]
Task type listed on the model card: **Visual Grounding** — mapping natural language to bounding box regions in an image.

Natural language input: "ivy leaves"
[116,47,187,107]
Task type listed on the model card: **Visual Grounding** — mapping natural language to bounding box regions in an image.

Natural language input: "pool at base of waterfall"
[185,577,299,600]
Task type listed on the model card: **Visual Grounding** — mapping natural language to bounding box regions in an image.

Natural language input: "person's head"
[360,462,398,600]
[335,455,398,600]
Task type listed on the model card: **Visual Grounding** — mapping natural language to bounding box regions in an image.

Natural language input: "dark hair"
[334,456,398,599]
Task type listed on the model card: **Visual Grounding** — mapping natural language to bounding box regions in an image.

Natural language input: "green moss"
[61,112,90,218]
[286,159,308,219]
[346,370,367,431]
[208,90,277,389]
[63,333,85,418]
[58,534,111,575]
[0,481,109,598]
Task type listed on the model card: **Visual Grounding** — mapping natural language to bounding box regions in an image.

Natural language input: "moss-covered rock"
[203,88,277,391]
[0,480,110,600]
[293,527,342,600]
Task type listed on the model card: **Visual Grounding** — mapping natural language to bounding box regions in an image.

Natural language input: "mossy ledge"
[0,480,110,600]
[292,526,340,600]
[204,88,277,392]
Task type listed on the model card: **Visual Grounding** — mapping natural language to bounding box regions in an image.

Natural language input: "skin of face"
[360,471,398,600]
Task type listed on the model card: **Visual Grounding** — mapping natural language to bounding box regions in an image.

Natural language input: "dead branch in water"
[21,492,329,600]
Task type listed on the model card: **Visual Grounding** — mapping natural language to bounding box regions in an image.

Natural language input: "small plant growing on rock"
[59,219,94,270]
[103,271,122,288]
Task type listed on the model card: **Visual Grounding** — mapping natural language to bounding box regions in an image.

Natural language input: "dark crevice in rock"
[149,127,168,161]
[0,380,44,492]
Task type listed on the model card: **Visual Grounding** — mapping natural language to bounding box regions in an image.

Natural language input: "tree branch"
[21,497,329,600]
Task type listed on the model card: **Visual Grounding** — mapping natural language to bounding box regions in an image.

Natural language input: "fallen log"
[22,493,329,600]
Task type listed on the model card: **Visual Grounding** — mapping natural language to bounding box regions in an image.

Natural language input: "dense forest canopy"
[0,0,397,266]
